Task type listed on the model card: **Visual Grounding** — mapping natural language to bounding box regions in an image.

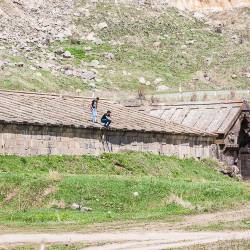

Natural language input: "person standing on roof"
[101,110,112,128]
[91,97,99,123]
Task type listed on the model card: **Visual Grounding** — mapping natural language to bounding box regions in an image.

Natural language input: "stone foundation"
[0,124,215,158]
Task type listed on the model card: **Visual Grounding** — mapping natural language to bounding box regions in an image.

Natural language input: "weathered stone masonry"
[0,123,214,157]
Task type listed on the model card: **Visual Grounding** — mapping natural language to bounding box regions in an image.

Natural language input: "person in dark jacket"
[101,111,112,128]
[90,97,99,123]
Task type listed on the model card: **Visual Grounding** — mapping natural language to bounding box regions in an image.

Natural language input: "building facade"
[133,100,250,178]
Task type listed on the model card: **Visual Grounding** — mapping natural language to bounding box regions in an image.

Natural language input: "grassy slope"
[0,2,249,94]
[0,152,249,229]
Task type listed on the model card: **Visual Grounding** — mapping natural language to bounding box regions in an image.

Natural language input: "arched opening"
[238,117,250,178]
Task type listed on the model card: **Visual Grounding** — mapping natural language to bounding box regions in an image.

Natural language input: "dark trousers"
[101,118,111,127]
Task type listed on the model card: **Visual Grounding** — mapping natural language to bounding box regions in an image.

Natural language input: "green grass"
[186,217,250,232]
[0,243,90,250]
[0,152,249,230]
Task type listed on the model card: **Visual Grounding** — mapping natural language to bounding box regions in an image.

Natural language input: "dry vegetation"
[0,1,249,96]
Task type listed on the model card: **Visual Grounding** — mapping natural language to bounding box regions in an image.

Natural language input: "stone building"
[135,100,250,178]
[0,90,215,158]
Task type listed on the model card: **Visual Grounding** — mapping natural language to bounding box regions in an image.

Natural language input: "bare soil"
[1,204,250,249]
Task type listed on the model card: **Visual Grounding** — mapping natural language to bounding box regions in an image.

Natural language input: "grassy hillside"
[0,152,249,230]
[0,2,249,95]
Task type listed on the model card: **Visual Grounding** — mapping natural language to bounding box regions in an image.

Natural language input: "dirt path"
[1,231,250,249]
[1,205,250,249]
[80,204,250,233]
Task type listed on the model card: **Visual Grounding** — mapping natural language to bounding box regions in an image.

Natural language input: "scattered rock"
[231,74,238,79]
[154,78,164,85]
[97,22,108,30]
[54,48,64,56]
[204,72,211,81]
[193,12,205,21]
[86,32,96,41]
[205,57,213,66]
[93,38,103,45]
[122,70,131,76]
[133,192,139,197]
[15,62,24,67]
[71,203,81,210]
[81,71,96,80]
[0,61,9,69]
[80,207,93,212]
[215,24,223,34]
[63,64,73,71]
[244,72,250,78]
[89,60,100,68]
[219,162,241,179]
[156,85,170,92]
[104,52,115,60]
[36,62,51,70]
[139,76,146,85]
[153,41,161,48]
[63,51,73,58]
[186,40,195,45]
[84,47,92,52]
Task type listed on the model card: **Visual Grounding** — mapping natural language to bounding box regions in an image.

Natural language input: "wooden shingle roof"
[141,100,245,135]
[0,90,213,136]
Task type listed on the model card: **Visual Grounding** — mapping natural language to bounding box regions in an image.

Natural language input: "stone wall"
[0,123,215,158]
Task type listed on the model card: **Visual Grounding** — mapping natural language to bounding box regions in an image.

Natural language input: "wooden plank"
[182,108,202,128]
[160,108,177,121]
[217,107,241,134]
[207,107,230,133]
[194,108,216,132]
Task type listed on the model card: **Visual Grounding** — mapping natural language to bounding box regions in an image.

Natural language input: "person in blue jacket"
[101,111,112,128]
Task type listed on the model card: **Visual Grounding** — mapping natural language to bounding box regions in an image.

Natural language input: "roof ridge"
[151,100,244,107]
[0,89,214,137]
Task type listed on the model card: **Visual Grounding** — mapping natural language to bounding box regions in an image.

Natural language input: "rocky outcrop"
[0,0,74,45]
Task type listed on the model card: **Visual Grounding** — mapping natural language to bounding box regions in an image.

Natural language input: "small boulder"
[154,78,164,85]
[93,38,103,45]
[81,71,96,80]
[89,60,100,68]
[245,72,250,78]
[133,192,139,197]
[63,51,73,58]
[156,85,170,92]
[15,62,24,67]
[97,22,108,30]
[104,52,115,60]
[84,47,92,52]
[71,203,81,210]
[186,40,195,45]
[153,41,161,48]
[139,76,146,85]
[193,12,205,21]
[80,207,92,212]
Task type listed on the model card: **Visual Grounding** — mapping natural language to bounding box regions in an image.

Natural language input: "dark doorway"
[239,147,250,179]
[238,117,250,178]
